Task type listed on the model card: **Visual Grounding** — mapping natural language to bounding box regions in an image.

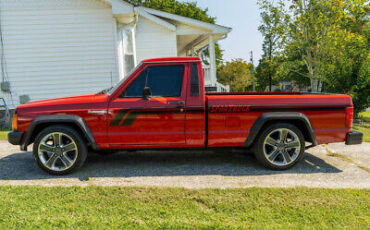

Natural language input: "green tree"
[255,59,275,91]
[126,0,215,23]
[125,0,224,66]
[283,0,351,92]
[321,0,369,115]
[351,55,370,115]
[218,59,252,92]
[257,0,287,91]
[258,0,369,114]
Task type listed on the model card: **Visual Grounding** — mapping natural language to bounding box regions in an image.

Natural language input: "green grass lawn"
[0,131,9,140]
[354,123,370,142]
[355,111,370,142]
[0,127,11,140]
[359,111,370,122]
[0,187,368,229]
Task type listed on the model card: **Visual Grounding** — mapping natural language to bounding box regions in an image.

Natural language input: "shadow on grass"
[0,149,341,180]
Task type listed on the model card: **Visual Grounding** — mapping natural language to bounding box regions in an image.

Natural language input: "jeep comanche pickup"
[8,57,363,175]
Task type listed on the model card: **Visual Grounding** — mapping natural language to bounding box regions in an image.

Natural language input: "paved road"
[0,141,369,188]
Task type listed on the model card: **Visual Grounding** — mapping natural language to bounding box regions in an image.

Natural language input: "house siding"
[135,16,177,63]
[0,0,118,107]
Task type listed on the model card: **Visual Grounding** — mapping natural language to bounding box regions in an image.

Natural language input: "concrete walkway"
[0,141,369,189]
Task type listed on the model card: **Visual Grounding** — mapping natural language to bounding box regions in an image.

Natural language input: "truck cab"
[106,57,206,148]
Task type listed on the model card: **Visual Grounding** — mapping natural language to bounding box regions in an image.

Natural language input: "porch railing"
[203,65,230,92]
[215,82,230,92]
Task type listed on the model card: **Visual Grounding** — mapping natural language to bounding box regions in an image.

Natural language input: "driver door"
[107,64,188,147]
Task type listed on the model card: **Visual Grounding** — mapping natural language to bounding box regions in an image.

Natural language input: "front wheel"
[33,125,87,175]
[254,123,305,170]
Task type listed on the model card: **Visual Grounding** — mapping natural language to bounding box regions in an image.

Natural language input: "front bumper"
[345,131,363,145]
[8,131,24,145]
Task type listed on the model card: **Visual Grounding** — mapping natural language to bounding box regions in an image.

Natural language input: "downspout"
[132,8,139,66]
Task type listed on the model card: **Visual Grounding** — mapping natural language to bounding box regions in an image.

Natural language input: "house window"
[122,65,184,98]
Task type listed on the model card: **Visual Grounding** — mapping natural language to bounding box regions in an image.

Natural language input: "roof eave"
[139,6,232,35]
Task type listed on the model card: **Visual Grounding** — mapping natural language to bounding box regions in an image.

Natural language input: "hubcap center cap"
[55,147,63,156]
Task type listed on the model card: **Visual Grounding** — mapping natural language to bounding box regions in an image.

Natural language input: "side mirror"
[142,87,152,100]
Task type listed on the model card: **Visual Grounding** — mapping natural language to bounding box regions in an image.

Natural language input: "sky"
[178,0,264,63]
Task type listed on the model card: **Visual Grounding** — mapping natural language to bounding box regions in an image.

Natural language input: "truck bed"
[207,92,302,96]
[206,92,340,96]
[206,93,352,147]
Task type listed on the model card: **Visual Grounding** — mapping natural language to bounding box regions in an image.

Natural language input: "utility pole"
[250,51,256,92]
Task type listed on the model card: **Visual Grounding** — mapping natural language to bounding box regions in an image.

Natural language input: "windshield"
[104,63,142,95]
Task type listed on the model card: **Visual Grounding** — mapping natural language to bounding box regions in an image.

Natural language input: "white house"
[0,0,231,108]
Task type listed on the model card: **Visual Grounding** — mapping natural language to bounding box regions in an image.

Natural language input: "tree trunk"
[268,38,272,92]
[310,79,322,92]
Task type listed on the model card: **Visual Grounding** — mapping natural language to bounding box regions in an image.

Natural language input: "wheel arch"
[244,112,317,148]
[22,115,98,151]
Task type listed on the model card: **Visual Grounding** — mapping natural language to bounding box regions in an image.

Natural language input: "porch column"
[208,35,217,86]
[131,26,138,67]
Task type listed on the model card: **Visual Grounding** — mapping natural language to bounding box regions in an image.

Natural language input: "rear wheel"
[33,125,87,175]
[254,123,305,170]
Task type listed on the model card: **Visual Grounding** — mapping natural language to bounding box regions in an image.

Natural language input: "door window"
[121,65,184,98]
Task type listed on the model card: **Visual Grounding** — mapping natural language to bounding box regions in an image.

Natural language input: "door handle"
[168,101,185,106]
[168,101,185,112]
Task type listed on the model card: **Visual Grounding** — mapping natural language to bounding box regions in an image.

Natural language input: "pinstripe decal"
[110,107,203,127]
[121,112,139,126]
[110,110,127,127]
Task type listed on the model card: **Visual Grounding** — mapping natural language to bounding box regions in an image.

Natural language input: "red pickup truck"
[8,57,363,175]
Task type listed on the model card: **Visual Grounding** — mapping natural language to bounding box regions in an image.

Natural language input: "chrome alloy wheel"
[37,132,78,172]
[263,128,301,166]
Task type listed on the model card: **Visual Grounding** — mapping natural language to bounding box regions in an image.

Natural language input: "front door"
[108,64,187,147]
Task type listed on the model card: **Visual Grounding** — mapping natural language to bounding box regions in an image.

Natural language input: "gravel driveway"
[0,141,369,189]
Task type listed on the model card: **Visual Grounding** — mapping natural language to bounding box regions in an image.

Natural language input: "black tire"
[33,125,87,175]
[253,123,305,170]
